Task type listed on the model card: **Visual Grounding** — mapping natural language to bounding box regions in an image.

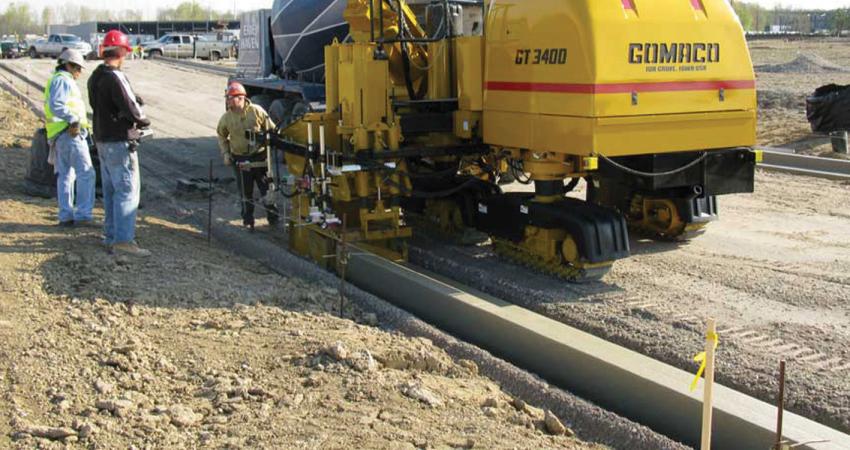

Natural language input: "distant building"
[810,13,831,34]
[48,20,239,43]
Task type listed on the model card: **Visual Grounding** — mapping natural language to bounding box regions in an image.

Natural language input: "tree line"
[730,1,850,34]
[0,1,235,37]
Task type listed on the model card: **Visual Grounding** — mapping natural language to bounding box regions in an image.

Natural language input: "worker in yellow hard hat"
[216,81,279,230]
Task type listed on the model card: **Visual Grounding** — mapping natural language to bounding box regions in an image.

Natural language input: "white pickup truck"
[28,34,93,59]
[141,33,236,61]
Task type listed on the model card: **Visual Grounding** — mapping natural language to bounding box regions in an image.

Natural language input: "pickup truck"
[142,33,235,61]
[28,34,93,59]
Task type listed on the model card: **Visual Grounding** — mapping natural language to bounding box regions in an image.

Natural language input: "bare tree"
[0,3,40,36]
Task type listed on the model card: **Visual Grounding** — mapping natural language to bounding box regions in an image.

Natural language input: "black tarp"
[806,84,850,133]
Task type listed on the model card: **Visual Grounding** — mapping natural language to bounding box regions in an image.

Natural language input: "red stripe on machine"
[484,80,755,94]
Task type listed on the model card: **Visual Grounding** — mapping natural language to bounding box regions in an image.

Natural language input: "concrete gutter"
[760,149,850,181]
[346,251,850,450]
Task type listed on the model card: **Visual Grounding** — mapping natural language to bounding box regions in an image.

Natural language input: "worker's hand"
[137,117,151,128]
[135,95,145,106]
[68,123,80,137]
[223,153,232,166]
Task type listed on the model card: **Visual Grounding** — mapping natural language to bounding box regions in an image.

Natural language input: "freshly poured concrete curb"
[347,252,850,450]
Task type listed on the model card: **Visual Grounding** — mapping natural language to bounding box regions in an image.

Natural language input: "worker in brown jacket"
[216,81,279,229]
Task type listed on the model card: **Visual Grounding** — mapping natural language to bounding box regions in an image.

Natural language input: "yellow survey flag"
[690,330,719,392]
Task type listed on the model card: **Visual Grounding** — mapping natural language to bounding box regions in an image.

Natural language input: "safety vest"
[43,71,89,139]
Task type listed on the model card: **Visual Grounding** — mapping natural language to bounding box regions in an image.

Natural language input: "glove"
[137,117,151,128]
[68,122,80,137]
[135,95,145,106]
[223,153,233,166]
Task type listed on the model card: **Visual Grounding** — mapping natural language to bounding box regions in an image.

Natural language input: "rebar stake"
[207,159,213,246]
[338,214,348,319]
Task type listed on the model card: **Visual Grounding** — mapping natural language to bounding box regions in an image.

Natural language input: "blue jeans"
[97,141,140,245]
[54,130,95,222]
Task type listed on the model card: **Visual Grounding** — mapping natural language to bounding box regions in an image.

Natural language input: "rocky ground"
[0,89,598,449]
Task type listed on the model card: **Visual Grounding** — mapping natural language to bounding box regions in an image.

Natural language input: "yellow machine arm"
[343,0,430,98]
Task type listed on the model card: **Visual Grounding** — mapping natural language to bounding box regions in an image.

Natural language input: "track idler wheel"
[630,196,708,241]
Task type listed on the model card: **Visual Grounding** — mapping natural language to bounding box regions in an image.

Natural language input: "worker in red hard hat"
[87,29,152,258]
[226,81,247,98]
[216,81,279,230]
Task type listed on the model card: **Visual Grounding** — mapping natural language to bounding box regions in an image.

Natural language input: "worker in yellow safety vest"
[44,48,96,228]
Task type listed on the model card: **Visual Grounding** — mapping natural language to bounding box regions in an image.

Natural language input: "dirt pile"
[755,53,848,74]
[757,89,806,110]
[0,89,38,148]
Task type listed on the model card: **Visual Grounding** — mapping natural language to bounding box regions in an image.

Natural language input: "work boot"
[58,220,74,228]
[112,242,151,258]
[243,217,255,231]
[267,207,279,227]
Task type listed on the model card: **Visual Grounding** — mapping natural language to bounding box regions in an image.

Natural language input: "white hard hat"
[58,48,86,69]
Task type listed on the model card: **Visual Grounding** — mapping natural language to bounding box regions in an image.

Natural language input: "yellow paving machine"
[237,0,759,281]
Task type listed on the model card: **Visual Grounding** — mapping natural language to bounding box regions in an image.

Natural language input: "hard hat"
[102,29,132,53]
[58,48,86,69]
[226,81,247,98]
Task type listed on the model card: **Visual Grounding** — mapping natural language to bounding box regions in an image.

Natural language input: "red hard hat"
[226,81,247,98]
[103,30,132,53]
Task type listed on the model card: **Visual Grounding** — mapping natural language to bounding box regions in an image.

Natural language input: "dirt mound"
[0,90,39,148]
[757,89,806,110]
[755,53,848,74]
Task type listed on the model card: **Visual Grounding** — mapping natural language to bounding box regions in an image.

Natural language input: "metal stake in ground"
[774,360,786,450]
[338,214,348,318]
[237,161,252,231]
[208,159,213,245]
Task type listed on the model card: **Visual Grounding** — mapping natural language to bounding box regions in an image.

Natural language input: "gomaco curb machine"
[231,0,760,282]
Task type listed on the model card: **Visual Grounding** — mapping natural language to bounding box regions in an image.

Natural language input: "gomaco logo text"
[628,43,720,64]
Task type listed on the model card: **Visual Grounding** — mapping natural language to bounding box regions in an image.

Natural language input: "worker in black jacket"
[87,29,152,258]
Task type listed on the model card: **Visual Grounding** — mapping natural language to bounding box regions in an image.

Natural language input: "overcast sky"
[15,0,850,22]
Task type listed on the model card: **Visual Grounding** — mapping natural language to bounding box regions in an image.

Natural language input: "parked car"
[29,34,92,59]
[0,41,25,59]
[142,33,236,60]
